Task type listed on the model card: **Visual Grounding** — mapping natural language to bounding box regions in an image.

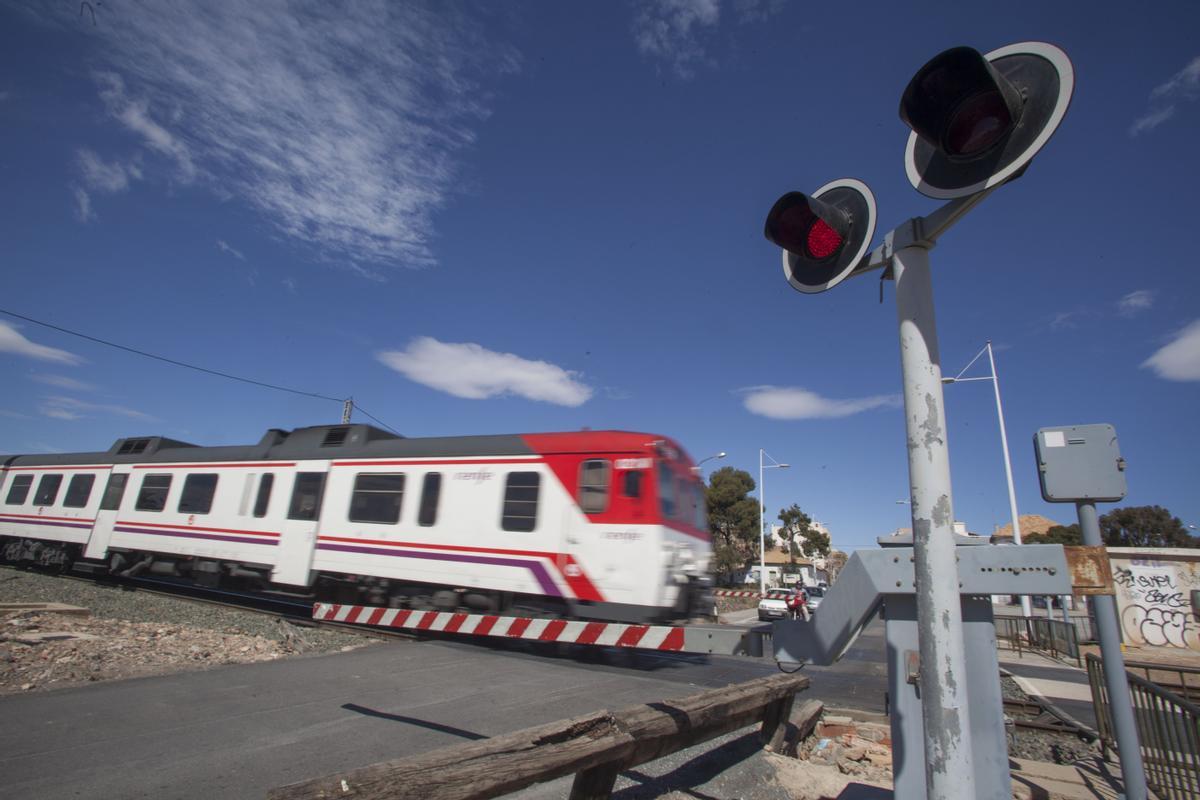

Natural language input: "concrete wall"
[1108,548,1200,650]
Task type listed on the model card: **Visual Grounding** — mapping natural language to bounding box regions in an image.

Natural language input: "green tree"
[1099,505,1198,548]
[705,467,760,581]
[1024,524,1082,545]
[776,503,831,564]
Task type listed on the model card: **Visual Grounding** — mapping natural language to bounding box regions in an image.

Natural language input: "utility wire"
[0,307,400,434]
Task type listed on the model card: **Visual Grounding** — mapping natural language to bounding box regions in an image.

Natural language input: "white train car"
[0,425,714,622]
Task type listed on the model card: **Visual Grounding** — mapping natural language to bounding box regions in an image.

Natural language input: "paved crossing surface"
[0,622,888,800]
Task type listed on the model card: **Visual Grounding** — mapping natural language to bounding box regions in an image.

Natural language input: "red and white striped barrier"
[713,589,763,598]
[313,603,685,651]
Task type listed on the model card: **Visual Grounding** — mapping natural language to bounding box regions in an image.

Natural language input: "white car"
[757,589,793,621]
[805,585,825,612]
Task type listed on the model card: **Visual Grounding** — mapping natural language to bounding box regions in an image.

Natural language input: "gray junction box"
[1033,424,1127,503]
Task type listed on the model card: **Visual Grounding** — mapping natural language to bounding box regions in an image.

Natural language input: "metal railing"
[1123,659,1200,705]
[995,614,1081,667]
[1087,653,1200,800]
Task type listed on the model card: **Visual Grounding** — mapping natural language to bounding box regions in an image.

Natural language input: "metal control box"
[1034,424,1126,503]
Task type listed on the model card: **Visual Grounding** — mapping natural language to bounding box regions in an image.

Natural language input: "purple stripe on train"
[113,526,278,546]
[316,542,561,597]
[0,516,93,530]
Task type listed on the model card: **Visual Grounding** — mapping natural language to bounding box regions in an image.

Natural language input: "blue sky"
[2,1,1198,551]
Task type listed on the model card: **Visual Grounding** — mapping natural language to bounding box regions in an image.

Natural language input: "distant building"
[991,514,1062,544]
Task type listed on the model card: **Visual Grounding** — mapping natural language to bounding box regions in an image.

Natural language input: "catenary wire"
[0,307,400,435]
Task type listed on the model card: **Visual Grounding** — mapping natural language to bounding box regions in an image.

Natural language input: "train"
[0,424,714,623]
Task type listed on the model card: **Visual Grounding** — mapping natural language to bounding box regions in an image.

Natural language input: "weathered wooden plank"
[268,673,810,800]
[267,712,635,800]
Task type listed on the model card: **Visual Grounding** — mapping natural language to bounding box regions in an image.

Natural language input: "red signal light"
[944,90,1014,157]
[806,219,844,260]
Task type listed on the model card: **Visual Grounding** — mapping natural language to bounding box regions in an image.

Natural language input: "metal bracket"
[770,544,1075,666]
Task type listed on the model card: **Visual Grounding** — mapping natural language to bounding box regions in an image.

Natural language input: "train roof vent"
[321,426,351,447]
[257,429,290,447]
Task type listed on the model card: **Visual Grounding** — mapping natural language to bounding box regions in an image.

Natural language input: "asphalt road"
[0,619,887,800]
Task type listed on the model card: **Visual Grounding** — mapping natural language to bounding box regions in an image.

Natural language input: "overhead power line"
[0,307,400,435]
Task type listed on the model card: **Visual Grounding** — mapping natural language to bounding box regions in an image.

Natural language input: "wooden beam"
[268,673,809,800]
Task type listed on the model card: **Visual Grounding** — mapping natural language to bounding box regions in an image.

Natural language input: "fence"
[995,615,1081,667]
[1087,653,1200,800]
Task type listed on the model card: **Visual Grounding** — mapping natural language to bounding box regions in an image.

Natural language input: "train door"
[84,465,132,560]
[272,461,329,587]
[564,457,641,597]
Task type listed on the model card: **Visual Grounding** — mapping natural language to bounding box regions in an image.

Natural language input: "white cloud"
[73,186,95,222]
[77,147,139,192]
[31,374,95,391]
[0,321,83,365]
[633,0,721,79]
[1118,289,1155,317]
[217,240,245,261]
[1130,55,1200,137]
[1050,310,1085,330]
[39,396,155,422]
[740,386,901,420]
[1142,319,1200,381]
[377,337,592,406]
[44,2,519,267]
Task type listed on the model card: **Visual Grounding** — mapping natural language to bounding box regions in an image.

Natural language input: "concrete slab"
[0,602,90,616]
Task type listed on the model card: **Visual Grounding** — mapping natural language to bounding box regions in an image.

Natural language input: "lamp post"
[692,452,727,472]
[943,340,1032,617]
[758,449,790,595]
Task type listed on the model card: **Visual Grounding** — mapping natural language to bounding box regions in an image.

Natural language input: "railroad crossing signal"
[900,42,1075,199]
[763,178,876,294]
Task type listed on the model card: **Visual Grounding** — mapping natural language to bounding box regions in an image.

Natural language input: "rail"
[267,673,809,800]
[995,614,1081,667]
[1087,653,1200,800]
[1122,658,1200,705]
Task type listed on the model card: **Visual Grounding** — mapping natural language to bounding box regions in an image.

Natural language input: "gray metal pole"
[1077,501,1147,800]
[893,244,976,800]
[986,342,1034,618]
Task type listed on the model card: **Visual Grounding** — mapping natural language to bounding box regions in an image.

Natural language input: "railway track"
[1002,697,1096,740]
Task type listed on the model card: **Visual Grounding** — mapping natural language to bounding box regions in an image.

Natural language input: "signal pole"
[892,240,976,800]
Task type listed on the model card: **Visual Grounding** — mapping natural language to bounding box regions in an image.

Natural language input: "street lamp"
[692,452,727,472]
[943,340,1032,617]
[759,449,790,595]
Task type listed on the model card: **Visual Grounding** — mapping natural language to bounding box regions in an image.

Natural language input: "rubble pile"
[795,714,894,783]
[0,609,340,694]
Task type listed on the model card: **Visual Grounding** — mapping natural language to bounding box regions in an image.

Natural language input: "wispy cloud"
[0,410,34,420]
[632,0,780,79]
[216,240,245,261]
[740,386,901,420]
[1130,55,1200,136]
[0,321,83,365]
[31,374,95,391]
[633,0,721,79]
[1050,310,1086,331]
[39,396,155,422]
[1142,319,1200,381]
[1118,289,1155,317]
[77,147,140,193]
[377,337,593,406]
[73,186,95,222]
[45,2,519,268]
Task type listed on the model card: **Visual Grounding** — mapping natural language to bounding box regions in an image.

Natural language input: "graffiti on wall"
[1115,560,1198,649]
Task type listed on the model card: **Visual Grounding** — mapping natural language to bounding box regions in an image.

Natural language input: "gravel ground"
[0,567,377,694]
[1000,674,1099,764]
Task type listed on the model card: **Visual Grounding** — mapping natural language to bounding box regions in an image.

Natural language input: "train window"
[621,470,642,499]
[253,474,274,518]
[5,475,33,505]
[288,473,326,521]
[418,473,441,527]
[63,474,96,508]
[99,474,128,510]
[501,472,540,532]
[178,474,219,514]
[135,474,172,512]
[33,474,64,506]
[656,461,677,518]
[578,459,610,514]
[349,473,405,524]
